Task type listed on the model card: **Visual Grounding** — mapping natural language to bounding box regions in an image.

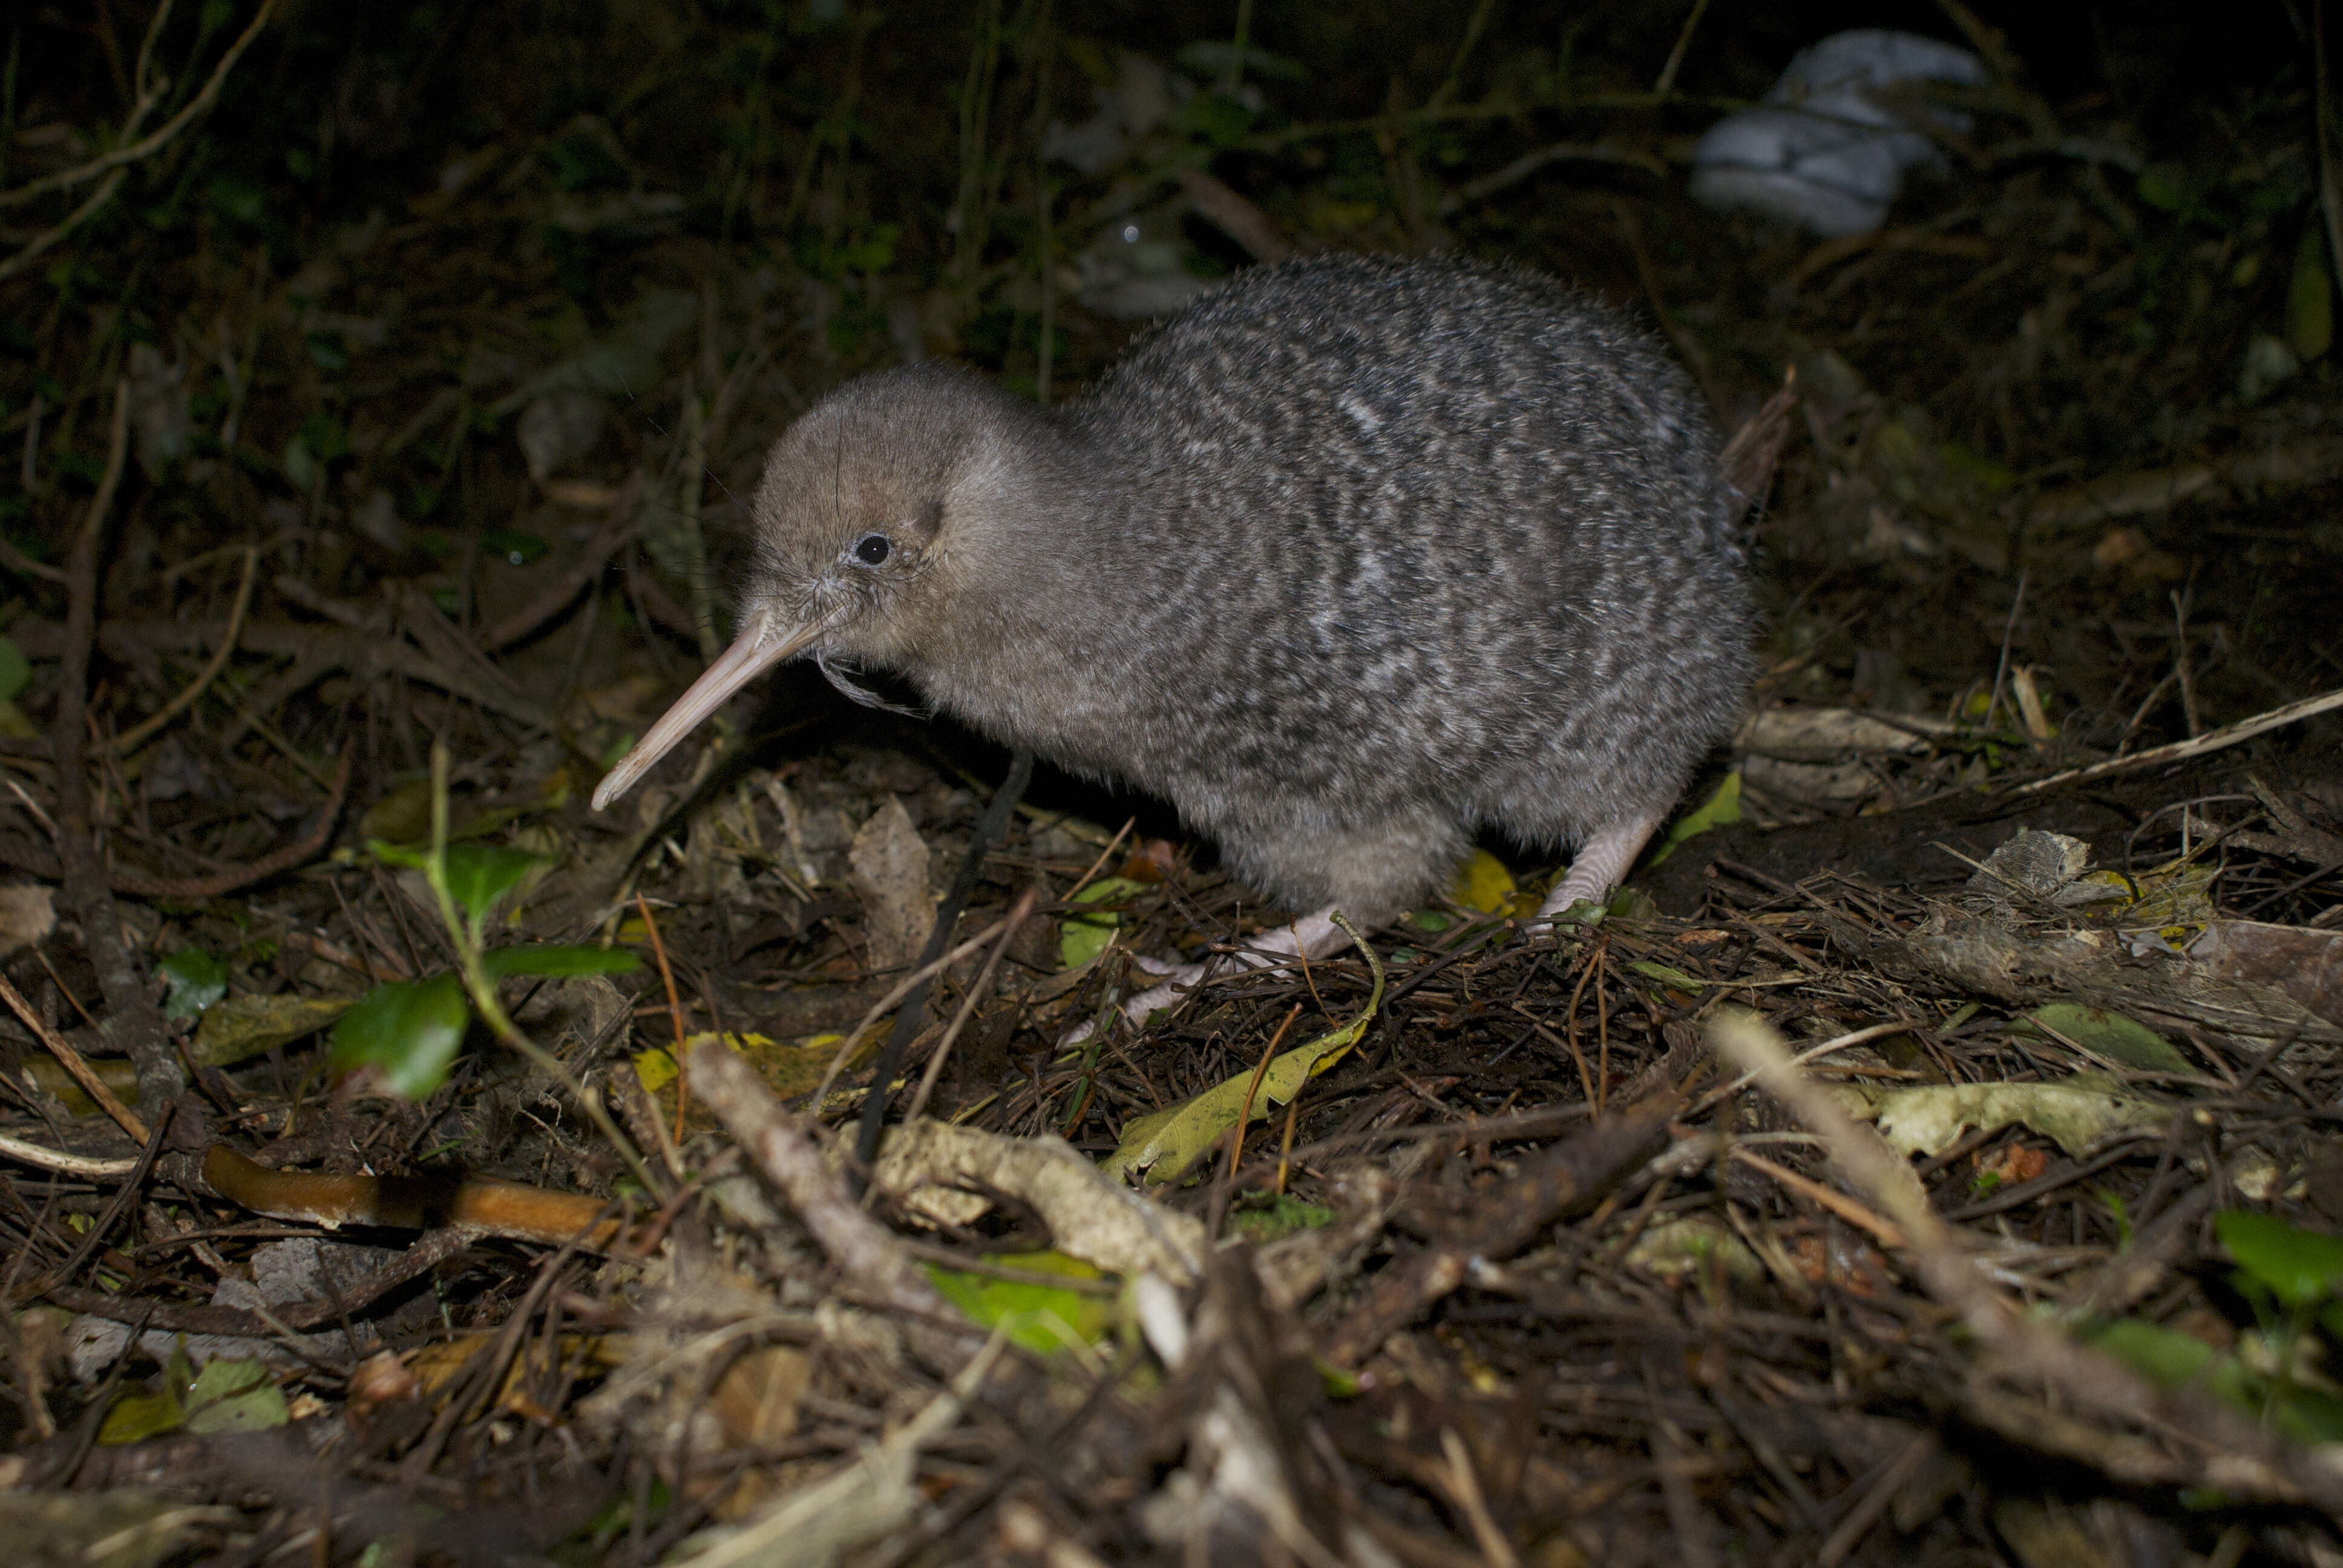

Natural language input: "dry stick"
[2170,586,2202,739]
[635,891,692,1142]
[687,1036,978,1374]
[0,974,145,1143]
[1560,938,1604,1109]
[51,382,180,1112]
[807,915,1021,1114]
[1651,0,1711,96]
[902,883,1039,1126]
[1728,1146,1904,1247]
[99,544,258,758]
[481,472,644,650]
[100,744,350,901]
[1441,1428,1522,1568]
[0,0,277,209]
[1208,1002,1305,1241]
[0,1132,137,1180]
[1708,1010,2343,1517]
[2010,683,2343,795]
[1984,568,2027,733]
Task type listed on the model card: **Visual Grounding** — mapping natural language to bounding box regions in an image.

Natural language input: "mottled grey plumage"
[606,255,1754,930]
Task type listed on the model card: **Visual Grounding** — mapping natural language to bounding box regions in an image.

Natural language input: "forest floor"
[3,3,2343,1565]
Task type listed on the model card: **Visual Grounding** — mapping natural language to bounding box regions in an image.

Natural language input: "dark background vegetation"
[7,5,2343,1564]
[4,0,2339,782]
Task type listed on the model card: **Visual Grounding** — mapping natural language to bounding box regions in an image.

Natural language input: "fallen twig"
[2010,684,2343,795]
[688,1036,978,1370]
[99,544,260,757]
[1710,1008,2343,1518]
[50,381,181,1112]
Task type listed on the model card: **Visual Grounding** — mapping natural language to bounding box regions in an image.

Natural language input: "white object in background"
[1689,30,1986,238]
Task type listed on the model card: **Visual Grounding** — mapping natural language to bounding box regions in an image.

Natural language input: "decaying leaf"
[848,797,932,972]
[191,993,358,1067]
[873,1117,1203,1279]
[1856,1074,2172,1158]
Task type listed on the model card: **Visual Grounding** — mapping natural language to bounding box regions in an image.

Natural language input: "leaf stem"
[426,742,656,1195]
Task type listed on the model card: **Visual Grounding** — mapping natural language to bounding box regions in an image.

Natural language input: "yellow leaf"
[634,1047,677,1094]
[1103,920,1385,1185]
[1447,850,1516,914]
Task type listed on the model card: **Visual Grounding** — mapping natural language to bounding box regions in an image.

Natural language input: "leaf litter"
[1,4,2342,1566]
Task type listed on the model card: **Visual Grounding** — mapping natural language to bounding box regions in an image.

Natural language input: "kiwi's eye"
[852,533,891,567]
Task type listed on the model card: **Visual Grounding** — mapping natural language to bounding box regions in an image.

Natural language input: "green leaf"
[183,1357,289,1434]
[157,949,229,1022]
[2014,1004,2193,1074]
[443,844,546,924]
[1645,770,1741,867]
[191,993,355,1067]
[2086,1317,2232,1393]
[99,1338,196,1445]
[367,837,429,869]
[1060,877,1147,970]
[922,1250,1115,1354]
[2291,220,2334,363]
[2134,163,2189,214]
[1104,926,1386,1185]
[1628,958,1709,990]
[480,528,551,566]
[2086,1315,2343,1444]
[328,975,471,1099]
[2217,1210,2343,1310]
[1224,1194,1336,1245]
[482,944,642,979]
[98,1386,186,1446]
[0,635,30,704]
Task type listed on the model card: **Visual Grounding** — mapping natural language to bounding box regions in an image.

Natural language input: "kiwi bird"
[594,255,1754,1014]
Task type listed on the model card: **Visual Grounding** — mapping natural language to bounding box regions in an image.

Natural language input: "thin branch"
[0,0,279,211]
[98,544,257,756]
[52,381,181,1112]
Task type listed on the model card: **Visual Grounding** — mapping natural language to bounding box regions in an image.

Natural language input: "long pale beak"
[591,615,833,811]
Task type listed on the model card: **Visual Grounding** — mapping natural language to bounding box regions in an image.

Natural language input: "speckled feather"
[743,255,1754,926]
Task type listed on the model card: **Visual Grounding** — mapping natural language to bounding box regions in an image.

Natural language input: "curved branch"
[103,742,352,901]
[99,544,258,756]
[0,0,280,212]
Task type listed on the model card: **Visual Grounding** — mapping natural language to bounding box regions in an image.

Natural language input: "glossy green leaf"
[2217,1210,2343,1310]
[443,844,545,923]
[482,944,642,979]
[157,949,229,1022]
[328,975,471,1099]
